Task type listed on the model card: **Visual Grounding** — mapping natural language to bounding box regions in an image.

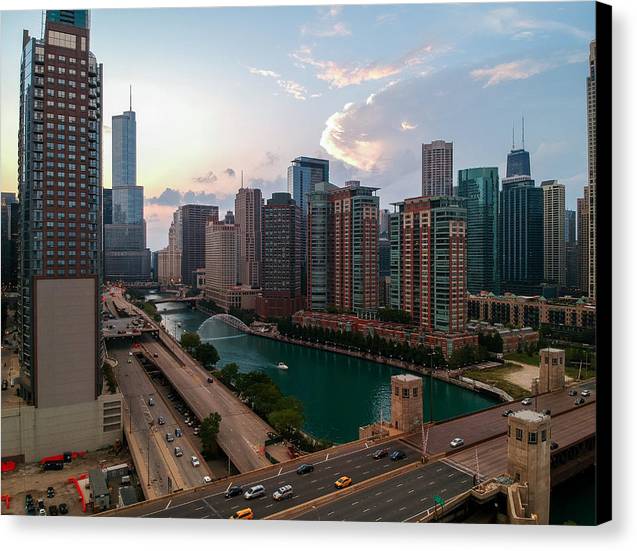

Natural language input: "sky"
[0,2,595,251]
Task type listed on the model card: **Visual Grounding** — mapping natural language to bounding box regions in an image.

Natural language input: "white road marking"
[362,470,370,475]
[408,489,415,494]
[386,498,393,503]
[436,468,443,472]
[195,506,204,511]
[441,488,447,493]
[278,467,282,476]
[400,506,407,511]
[310,479,317,484]
[396,483,403,487]
[428,481,435,485]
[164,500,172,510]
[448,473,455,478]
[363,508,370,513]
[417,475,424,479]
[328,511,335,516]
[265,504,273,508]
[354,465,361,469]
[420,497,427,502]
[375,517,383,521]
[317,486,325,491]
[375,491,383,496]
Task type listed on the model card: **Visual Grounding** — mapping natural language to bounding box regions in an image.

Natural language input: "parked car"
[25,503,36,515]
[148,397,155,406]
[158,416,166,425]
[372,448,389,460]
[335,476,352,489]
[58,503,69,515]
[48,504,58,516]
[175,428,183,437]
[550,441,559,450]
[207,377,214,384]
[153,353,159,358]
[541,409,552,416]
[450,437,465,448]
[225,485,243,499]
[390,449,407,461]
[581,390,591,397]
[193,427,200,436]
[574,397,586,405]
[39,508,47,516]
[166,433,175,442]
[191,456,200,467]
[174,447,183,457]
[244,485,266,500]
[272,484,293,501]
[568,389,578,397]
[47,486,55,498]
[502,409,513,417]
[230,508,253,520]
[127,359,132,364]
[203,476,212,484]
[521,398,532,406]
[296,463,314,475]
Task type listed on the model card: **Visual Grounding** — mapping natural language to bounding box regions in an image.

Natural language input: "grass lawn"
[464,363,529,400]
[565,365,596,381]
[504,352,540,366]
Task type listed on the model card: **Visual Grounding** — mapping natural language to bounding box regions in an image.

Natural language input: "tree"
[199,412,222,459]
[268,407,304,437]
[195,342,219,369]
[180,331,201,352]
[216,362,240,388]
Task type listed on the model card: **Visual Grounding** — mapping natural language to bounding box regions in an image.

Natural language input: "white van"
[243,485,265,500]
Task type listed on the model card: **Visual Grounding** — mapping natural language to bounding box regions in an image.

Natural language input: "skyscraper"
[457,167,500,294]
[307,181,379,316]
[587,40,597,300]
[204,221,238,311]
[1,193,19,289]
[506,120,531,178]
[542,180,566,286]
[102,187,112,225]
[104,98,150,281]
[577,191,590,294]
[390,196,467,334]
[500,176,544,295]
[157,221,182,285]
[256,192,304,318]
[421,140,453,196]
[224,210,235,225]
[565,209,578,289]
[235,187,262,288]
[11,10,122,460]
[180,204,218,286]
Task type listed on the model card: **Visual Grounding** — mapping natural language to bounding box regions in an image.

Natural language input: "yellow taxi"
[334,475,352,489]
[230,507,254,520]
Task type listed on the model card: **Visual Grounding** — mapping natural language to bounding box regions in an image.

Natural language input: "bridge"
[101,380,595,521]
[149,296,203,305]
[206,313,251,333]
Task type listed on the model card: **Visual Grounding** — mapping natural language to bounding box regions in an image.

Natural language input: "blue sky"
[0,2,595,250]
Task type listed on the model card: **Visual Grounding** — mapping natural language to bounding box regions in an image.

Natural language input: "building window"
[402,388,410,398]
[541,430,547,442]
[48,30,77,50]
[412,387,418,397]
[515,428,523,441]
[528,431,537,444]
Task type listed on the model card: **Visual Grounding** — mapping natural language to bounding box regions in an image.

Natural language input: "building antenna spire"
[522,116,525,150]
[512,121,515,149]
[129,84,132,111]
[241,170,244,189]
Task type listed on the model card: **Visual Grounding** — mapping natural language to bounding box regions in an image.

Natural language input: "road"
[109,341,212,492]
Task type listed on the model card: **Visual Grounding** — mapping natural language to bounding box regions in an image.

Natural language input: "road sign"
[434,495,445,507]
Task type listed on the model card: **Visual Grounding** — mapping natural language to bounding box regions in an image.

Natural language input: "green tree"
[199,412,222,459]
[268,406,304,437]
[180,331,201,352]
[194,342,220,369]
[216,362,240,387]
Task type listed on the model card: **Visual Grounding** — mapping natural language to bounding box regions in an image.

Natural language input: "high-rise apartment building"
[390,196,467,334]
[180,204,218,286]
[224,210,235,225]
[587,40,597,300]
[204,221,238,310]
[1,193,19,289]
[157,221,182,285]
[500,176,543,295]
[307,181,379,316]
[565,209,578,289]
[421,140,453,197]
[577,190,590,294]
[457,167,500,294]
[235,187,262,288]
[7,10,122,461]
[379,208,390,238]
[541,180,566,286]
[256,192,304,318]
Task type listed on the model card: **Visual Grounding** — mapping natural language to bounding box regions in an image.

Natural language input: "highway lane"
[138,440,421,519]
[405,381,597,456]
[295,461,472,522]
[109,341,212,490]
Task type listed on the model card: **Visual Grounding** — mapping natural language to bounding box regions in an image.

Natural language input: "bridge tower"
[506,410,551,524]
[537,347,566,394]
[390,374,423,432]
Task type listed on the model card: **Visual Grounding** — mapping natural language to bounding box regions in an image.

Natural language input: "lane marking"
[375,491,383,496]
[408,489,415,494]
[327,511,335,516]
[351,501,359,506]
[363,508,370,513]
[400,506,407,512]
[386,498,393,503]
[164,500,172,510]
[278,467,282,476]
[375,517,382,521]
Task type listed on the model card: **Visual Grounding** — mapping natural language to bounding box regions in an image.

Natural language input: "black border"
[594,0,612,526]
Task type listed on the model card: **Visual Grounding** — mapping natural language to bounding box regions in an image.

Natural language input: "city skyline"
[0,3,595,250]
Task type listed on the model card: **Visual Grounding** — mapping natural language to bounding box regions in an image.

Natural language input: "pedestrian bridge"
[203,313,251,333]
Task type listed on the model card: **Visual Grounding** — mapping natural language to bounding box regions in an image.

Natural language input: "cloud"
[291,43,436,88]
[247,175,287,194]
[223,168,236,178]
[249,67,280,78]
[484,7,590,40]
[146,187,182,206]
[182,190,219,204]
[261,151,280,167]
[376,13,398,25]
[400,121,417,131]
[301,21,351,38]
[146,188,219,207]
[191,170,218,184]
[276,79,308,100]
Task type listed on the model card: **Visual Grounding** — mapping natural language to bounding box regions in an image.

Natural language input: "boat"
[177,322,182,327]
[276,362,289,370]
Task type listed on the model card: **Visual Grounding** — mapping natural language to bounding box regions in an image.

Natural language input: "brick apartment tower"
[390,196,467,333]
[586,40,596,300]
[507,411,551,524]
[422,140,453,197]
[537,348,565,394]
[390,374,423,432]
[235,186,262,289]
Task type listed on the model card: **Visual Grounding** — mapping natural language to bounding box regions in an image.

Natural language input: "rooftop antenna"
[241,170,244,189]
[129,84,132,112]
[512,121,516,150]
[40,10,45,39]
[522,116,525,150]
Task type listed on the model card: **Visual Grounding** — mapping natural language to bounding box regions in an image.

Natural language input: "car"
[127,359,132,364]
[372,448,389,460]
[174,447,183,457]
[273,484,294,501]
[541,409,552,416]
[193,428,200,436]
[230,508,253,520]
[244,485,266,500]
[128,351,133,356]
[48,504,58,516]
[25,504,36,515]
[502,409,513,417]
[574,397,586,405]
[175,428,183,437]
[568,389,578,397]
[296,463,314,475]
[191,456,200,467]
[521,398,532,406]
[390,449,407,461]
[2,379,8,391]
[335,476,352,489]
[225,485,243,499]
[550,441,559,451]
[47,486,55,498]
[148,397,155,406]
[158,416,166,425]
[25,494,34,507]
[207,377,214,383]
[58,503,69,515]
[38,499,45,510]
[166,433,175,442]
[581,390,591,397]
[39,508,47,516]
[450,438,465,448]
[203,476,212,484]
[153,353,159,358]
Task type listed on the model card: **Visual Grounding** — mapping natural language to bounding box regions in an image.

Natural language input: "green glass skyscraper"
[458,167,500,294]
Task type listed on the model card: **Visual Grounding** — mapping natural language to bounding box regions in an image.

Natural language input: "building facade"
[541,180,565,286]
[180,204,218,286]
[500,176,543,295]
[1,193,19,289]
[421,140,453,197]
[204,221,238,310]
[157,220,181,285]
[457,167,500,294]
[234,187,262,288]
[577,190,590,294]
[586,40,597,300]
[390,196,467,334]
[565,209,578,289]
